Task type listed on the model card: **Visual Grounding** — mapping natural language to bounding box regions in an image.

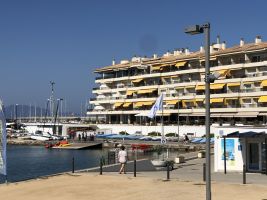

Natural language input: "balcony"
[241,104,258,108]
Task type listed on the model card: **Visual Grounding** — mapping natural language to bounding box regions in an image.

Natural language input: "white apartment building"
[87,36,267,128]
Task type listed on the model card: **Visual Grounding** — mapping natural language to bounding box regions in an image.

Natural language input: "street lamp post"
[185,23,211,200]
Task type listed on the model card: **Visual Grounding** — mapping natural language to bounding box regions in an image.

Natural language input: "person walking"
[118,145,127,174]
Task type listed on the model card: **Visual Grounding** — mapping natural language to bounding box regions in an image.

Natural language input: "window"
[252,55,261,62]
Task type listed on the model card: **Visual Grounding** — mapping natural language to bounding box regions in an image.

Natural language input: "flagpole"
[161,94,164,140]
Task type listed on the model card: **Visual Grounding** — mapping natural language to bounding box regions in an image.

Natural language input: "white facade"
[214,126,267,172]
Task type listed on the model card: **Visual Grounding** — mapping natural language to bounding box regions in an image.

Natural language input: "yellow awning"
[161,76,171,80]
[182,100,196,108]
[126,90,135,96]
[227,82,240,87]
[260,80,267,87]
[185,85,195,89]
[225,97,238,101]
[152,65,162,70]
[182,100,195,104]
[114,102,123,107]
[195,99,204,102]
[200,57,217,62]
[134,102,143,107]
[216,69,231,77]
[210,83,225,90]
[122,102,132,107]
[243,82,253,85]
[175,61,187,68]
[175,86,184,90]
[137,89,156,94]
[143,101,154,106]
[160,64,171,70]
[258,96,267,103]
[132,78,143,83]
[165,100,179,105]
[210,98,224,103]
[196,85,205,90]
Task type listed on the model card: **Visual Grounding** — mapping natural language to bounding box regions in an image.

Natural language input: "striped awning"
[210,83,225,90]
[227,82,240,87]
[175,61,187,68]
[260,80,267,87]
[132,78,143,83]
[122,102,132,107]
[258,96,267,103]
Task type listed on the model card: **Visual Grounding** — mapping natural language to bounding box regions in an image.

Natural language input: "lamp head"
[184,25,204,35]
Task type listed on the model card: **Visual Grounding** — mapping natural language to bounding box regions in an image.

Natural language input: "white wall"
[96,124,217,137]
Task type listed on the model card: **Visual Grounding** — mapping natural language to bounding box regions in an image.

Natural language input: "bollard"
[100,158,103,175]
[107,152,110,165]
[167,162,170,180]
[134,160,136,177]
[72,157,75,173]
[203,163,206,182]
[243,164,246,184]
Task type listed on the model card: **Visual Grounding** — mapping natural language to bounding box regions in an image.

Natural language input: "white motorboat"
[30,130,52,141]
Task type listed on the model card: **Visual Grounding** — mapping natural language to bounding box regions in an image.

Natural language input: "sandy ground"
[0,173,267,200]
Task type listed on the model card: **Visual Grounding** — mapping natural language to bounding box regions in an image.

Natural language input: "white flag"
[147,94,163,119]
[0,101,7,176]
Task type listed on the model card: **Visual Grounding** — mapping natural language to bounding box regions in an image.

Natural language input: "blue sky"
[0,0,267,113]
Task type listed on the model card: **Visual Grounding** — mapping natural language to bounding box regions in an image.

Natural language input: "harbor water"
[0,145,158,184]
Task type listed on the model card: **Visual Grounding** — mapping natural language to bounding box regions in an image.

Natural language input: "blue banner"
[0,102,7,176]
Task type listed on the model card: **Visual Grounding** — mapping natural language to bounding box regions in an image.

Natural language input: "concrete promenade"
[87,152,267,185]
[0,151,267,200]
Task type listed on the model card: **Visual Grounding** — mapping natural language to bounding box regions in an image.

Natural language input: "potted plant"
[151,145,167,167]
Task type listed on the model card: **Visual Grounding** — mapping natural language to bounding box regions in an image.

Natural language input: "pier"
[52,142,102,150]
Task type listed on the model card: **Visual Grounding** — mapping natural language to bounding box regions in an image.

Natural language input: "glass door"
[248,143,260,171]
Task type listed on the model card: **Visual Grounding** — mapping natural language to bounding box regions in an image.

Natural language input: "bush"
[119,131,129,135]
[165,133,177,137]
[148,131,161,136]
[202,133,214,138]
[153,145,163,159]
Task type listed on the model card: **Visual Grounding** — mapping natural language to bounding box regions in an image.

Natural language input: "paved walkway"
[85,151,267,185]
